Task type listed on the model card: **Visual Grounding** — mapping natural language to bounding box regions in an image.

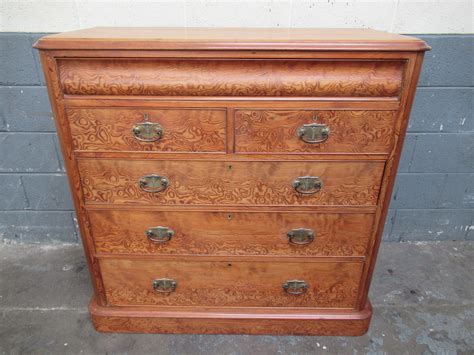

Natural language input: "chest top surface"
[33,27,430,51]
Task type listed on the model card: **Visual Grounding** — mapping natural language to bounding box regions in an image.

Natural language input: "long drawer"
[89,209,374,257]
[58,58,404,98]
[67,107,227,152]
[78,159,384,206]
[100,258,363,308]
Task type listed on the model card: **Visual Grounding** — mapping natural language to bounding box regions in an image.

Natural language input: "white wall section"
[0,0,472,33]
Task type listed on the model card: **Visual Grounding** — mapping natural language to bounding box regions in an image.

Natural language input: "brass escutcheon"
[287,228,315,245]
[139,175,169,193]
[152,278,177,293]
[296,123,330,143]
[132,121,164,142]
[292,176,323,195]
[146,226,174,243]
[282,280,308,295]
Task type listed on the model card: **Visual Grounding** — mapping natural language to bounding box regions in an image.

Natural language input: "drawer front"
[67,108,226,152]
[100,259,362,308]
[235,110,396,154]
[78,160,384,206]
[89,210,374,257]
[58,58,404,98]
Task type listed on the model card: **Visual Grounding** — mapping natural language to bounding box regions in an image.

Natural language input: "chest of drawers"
[35,28,429,335]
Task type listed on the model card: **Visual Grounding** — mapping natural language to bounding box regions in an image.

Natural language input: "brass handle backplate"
[132,121,164,142]
[153,278,177,293]
[146,226,174,243]
[287,228,315,245]
[282,280,308,295]
[297,123,330,143]
[139,175,169,193]
[292,176,323,195]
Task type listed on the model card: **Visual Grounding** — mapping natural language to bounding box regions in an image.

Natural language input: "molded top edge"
[33,27,431,51]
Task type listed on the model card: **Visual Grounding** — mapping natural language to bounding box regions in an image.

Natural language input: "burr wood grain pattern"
[100,258,362,308]
[78,159,384,206]
[88,209,374,257]
[34,27,428,335]
[57,59,404,98]
[235,110,396,154]
[67,108,226,152]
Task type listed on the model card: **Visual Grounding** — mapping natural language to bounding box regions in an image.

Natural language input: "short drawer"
[89,210,374,257]
[235,110,396,154]
[100,258,363,308]
[58,58,404,98]
[67,108,226,152]
[78,159,384,206]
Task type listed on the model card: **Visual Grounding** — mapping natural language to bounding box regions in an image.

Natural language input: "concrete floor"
[0,241,473,354]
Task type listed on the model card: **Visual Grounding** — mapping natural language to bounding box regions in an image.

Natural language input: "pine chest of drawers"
[34,28,429,335]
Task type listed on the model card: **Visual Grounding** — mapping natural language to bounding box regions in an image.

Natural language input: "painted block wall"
[0,1,473,243]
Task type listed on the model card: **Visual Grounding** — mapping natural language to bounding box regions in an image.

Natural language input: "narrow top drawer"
[58,59,404,98]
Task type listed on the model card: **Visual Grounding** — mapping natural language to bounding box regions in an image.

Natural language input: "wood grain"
[358,52,426,308]
[35,27,428,335]
[58,59,404,98]
[67,107,226,152]
[78,159,384,206]
[90,298,372,335]
[89,210,373,257]
[63,97,401,110]
[75,152,388,162]
[100,258,363,308]
[235,110,396,154]
[33,27,430,52]
[38,51,108,305]
[92,315,370,335]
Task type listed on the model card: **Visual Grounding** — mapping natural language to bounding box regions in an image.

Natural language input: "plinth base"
[89,298,372,336]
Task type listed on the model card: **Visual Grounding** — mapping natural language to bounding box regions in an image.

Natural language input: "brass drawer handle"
[292,176,323,195]
[132,121,164,142]
[287,228,315,245]
[139,175,169,193]
[297,123,330,143]
[146,226,174,243]
[282,280,308,295]
[153,278,177,293]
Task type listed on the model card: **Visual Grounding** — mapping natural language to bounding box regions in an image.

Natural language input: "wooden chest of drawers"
[35,28,429,335]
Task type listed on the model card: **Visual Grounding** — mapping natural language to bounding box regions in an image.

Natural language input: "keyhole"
[227,213,232,221]
[143,113,150,121]
[228,165,233,171]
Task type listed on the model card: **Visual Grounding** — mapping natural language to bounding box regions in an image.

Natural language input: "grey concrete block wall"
[0,33,76,244]
[383,35,473,241]
[0,86,55,131]
[0,33,472,244]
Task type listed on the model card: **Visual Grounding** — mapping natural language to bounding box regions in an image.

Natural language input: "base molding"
[89,299,372,335]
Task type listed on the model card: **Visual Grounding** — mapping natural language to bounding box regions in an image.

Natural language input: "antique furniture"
[34,28,429,335]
